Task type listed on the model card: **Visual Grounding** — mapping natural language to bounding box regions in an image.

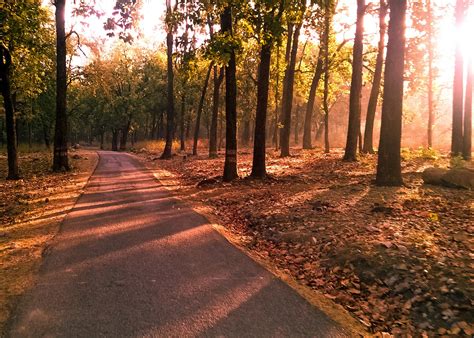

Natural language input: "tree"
[376,0,407,186]
[161,0,177,159]
[463,56,472,160]
[452,0,464,156]
[52,0,69,171]
[279,1,306,157]
[250,1,285,178]
[221,6,239,181]
[302,49,324,149]
[0,46,19,179]
[209,66,224,158]
[343,0,365,161]
[193,62,213,155]
[0,1,50,179]
[363,0,387,154]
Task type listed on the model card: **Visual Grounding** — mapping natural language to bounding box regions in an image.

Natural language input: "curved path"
[10,151,347,337]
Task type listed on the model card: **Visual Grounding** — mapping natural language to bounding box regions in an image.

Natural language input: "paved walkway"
[9,151,347,337]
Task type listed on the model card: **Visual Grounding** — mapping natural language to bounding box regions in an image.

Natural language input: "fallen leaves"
[139,146,473,336]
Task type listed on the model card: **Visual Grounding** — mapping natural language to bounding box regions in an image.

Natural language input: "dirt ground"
[134,143,473,336]
[0,149,98,335]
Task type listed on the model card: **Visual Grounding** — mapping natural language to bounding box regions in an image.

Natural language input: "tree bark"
[193,63,212,155]
[363,0,387,154]
[221,6,238,181]
[452,0,464,156]
[0,46,19,179]
[161,0,175,159]
[179,91,186,151]
[323,7,331,154]
[111,129,119,151]
[251,43,272,178]
[209,66,224,158]
[279,17,303,157]
[119,118,131,150]
[343,0,365,161]
[302,55,324,149]
[294,104,301,145]
[376,0,406,186]
[427,0,434,148]
[463,57,472,160]
[53,0,69,171]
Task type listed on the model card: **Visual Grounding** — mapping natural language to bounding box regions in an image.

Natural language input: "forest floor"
[0,148,98,336]
[133,142,473,336]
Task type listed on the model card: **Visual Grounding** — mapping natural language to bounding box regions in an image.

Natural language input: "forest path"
[9,151,346,337]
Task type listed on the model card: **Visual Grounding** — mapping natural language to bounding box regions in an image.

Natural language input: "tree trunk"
[53,0,69,172]
[323,8,331,154]
[193,63,212,155]
[161,1,175,159]
[463,57,472,160]
[209,66,224,158]
[179,91,186,151]
[294,104,301,145]
[280,16,303,157]
[100,129,104,150]
[427,0,434,148]
[303,55,324,149]
[251,43,272,178]
[363,0,387,154]
[273,47,281,149]
[0,46,19,179]
[376,0,407,186]
[343,0,365,161]
[111,129,119,151]
[452,0,464,156]
[221,6,238,181]
[119,119,131,151]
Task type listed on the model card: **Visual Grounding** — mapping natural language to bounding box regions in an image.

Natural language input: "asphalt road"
[9,151,348,337]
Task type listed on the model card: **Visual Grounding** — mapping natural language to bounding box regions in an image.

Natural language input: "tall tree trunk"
[209,66,224,158]
[179,91,186,151]
[303,55,324,149]
[221,6,238,181]
[463,56,472,160]
[273,47,281,149]
[363,0,387,154]
[323,7,331,154]
[294,104,301,145]
[0,46,19,179]
[427,0,434,148]
[161,0,175,159]
[376,0,407,186]
[343,0,365,161]
[280,16,303,157]
[251,43,272,178]
[452,0,464,156]
[53,0,69,172]
[193,63,212,155]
